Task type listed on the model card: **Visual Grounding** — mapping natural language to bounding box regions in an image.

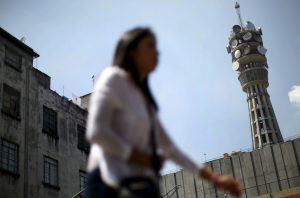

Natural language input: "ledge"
[1,109,21,121]
[0,168,20,179]
[4,60,23,73]
[42,129,59,140]
[42,182,60,191]
[77,145,90,154]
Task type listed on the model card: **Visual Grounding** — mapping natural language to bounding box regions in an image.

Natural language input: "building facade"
[0,27,89,198]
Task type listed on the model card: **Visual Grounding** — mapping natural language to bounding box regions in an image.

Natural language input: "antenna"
[235,1,244,29]
[20,36,26,43]
[92,75,95,88]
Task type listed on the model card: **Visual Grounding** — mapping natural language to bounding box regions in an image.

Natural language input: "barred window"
[0,138,19,176]
[79,170,87,197]
[2,84,20,119]
[5,47,22,71]
[77,125,90,153]
[43,156,59,188]
[43,106,58,138]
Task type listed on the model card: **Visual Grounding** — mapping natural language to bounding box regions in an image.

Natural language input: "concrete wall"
[0,29,32,198]
[27,82,88,198]
[160,138,300,198]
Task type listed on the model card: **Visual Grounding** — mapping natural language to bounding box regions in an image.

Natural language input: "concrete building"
[0,27,89,198]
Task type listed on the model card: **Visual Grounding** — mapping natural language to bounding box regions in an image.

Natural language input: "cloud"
[288,85,300,108]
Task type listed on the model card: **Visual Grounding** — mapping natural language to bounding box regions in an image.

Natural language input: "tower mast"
[227,2,284,149]
[235,1,244,29]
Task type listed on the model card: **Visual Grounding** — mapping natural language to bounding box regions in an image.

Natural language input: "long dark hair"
[113,27,158,110]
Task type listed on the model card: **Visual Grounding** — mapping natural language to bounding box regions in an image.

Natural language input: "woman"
[85,27,242,198]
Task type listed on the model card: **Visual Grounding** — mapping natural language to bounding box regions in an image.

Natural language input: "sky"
[1,0,300,173]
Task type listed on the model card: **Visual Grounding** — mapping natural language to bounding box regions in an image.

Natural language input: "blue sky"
[1,0,300,173]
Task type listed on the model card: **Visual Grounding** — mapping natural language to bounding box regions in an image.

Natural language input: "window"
[5,47,22,71]
[261,134,267,144]
[79,171,87,197]
[2,84,20,119]
[265,119,271,130]
[257,110,262,120]
[43,106,58,138]
[254,96,259,105]
[259,120,264,131]
[43,156,59,189]
[262,108,267,117]
[77,125,90,153]
[0,138,19,176]
[270,119,276,130]
[268,107,274,117]
[268,133,273,143]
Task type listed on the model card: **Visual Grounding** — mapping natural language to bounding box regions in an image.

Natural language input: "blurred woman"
[85,27,242,198]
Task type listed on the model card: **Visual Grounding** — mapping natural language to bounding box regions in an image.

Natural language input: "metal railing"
[161,184,181,198]
[204,134,300,163]
[72,187,87,198]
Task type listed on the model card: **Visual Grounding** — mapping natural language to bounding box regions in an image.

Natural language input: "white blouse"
[86,66,202,187]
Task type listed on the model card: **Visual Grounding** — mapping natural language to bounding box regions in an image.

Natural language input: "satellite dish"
[20,37,26,43]
[232,62,240,71]
[234,50,241,59]
[231,39,238,48]
[256,27,263,35]
[230,31,236,37]
[245,21,256,30]
[243,32,252,41]
[254,35,262,42]
[244,45,251,55]
[232,25,241,34]
[257,45,267,55]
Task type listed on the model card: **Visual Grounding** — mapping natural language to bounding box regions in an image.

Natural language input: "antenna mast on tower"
[235,1,244,29]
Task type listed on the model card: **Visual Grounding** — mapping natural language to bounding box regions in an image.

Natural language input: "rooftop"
[0,27,39,58]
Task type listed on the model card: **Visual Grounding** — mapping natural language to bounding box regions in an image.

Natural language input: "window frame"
[77,124,90,153]
[79,170,87,197]
[43,155,60,190]
[42,106,58,139]
[0,138,19,178]
[1,84,21,121]
[4,46,22,72]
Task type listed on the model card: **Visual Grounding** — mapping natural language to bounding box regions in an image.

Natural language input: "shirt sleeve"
[156,116,203,175]
[86,71,132,161]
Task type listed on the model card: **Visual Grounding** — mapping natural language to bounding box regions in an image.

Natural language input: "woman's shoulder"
[95,66,128,90]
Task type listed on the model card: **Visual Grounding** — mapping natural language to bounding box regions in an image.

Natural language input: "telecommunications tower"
[226,2,283,149]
